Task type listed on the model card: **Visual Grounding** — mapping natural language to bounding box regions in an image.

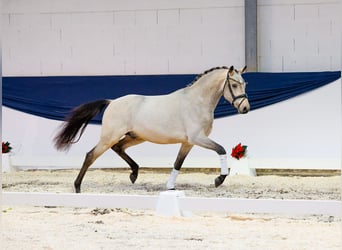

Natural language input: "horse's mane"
[187,66,229,87]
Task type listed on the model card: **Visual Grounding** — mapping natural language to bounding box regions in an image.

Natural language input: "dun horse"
[54,66,250,193]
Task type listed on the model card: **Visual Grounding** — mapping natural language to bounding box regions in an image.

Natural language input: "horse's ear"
[241,65,247,73]
[229,65,234,76]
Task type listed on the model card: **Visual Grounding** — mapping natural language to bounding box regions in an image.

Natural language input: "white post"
[2,153,15,173]
[155,190,192,217]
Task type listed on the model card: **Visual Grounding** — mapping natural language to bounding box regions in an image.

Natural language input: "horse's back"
[104,94,145,119]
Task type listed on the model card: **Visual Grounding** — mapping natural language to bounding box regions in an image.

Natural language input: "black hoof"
[167,188,176,191]
[130,173,138,184]
[214,175,227,187]
[74,181,81,193]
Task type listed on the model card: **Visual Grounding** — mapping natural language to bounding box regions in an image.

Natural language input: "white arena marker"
[155,190,192,217]
[229,159,256,176]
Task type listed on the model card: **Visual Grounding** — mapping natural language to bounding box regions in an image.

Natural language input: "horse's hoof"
[214,175,227,187]
[130,173,138,184]
[75,187,81,193]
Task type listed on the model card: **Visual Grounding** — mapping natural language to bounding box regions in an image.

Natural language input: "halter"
[223,73,248,110]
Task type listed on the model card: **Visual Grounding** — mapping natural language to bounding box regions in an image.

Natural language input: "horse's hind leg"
[111,133,144,184]
[74,141,112,193]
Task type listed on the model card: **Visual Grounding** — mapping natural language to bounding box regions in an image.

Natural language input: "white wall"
[2,0,341,170]
[258,0,341,71]
[2,0,245,76]
[2,0,340,75]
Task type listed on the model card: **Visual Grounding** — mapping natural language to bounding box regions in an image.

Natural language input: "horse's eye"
[232,84,238,88]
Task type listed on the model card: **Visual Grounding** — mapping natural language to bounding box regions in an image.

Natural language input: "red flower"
[231,143,247,160]
[2,141,12,154]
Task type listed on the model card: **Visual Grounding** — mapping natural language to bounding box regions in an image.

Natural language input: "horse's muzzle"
[241,106,249,114]
[238,99,250,114]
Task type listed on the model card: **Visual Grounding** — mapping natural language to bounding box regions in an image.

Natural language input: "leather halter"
[223,73,248,110]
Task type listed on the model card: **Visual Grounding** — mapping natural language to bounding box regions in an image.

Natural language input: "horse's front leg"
[189,136,229,187]
[167,143,193,190]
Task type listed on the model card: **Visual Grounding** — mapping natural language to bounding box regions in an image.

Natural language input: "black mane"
[187,66,228,87]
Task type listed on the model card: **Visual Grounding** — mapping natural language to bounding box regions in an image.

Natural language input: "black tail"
[54,99,110,151]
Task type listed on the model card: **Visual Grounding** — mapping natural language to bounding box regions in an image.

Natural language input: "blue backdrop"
[2,71,341,124]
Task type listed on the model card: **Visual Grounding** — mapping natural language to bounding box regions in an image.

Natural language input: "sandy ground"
[1,169,342,250]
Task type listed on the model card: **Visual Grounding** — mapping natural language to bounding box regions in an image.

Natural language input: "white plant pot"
[2,153,15,173]
[229,158,256,176]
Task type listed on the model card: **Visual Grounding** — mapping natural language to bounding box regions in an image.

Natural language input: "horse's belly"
[134,126,187,144]
[147,135,186,144]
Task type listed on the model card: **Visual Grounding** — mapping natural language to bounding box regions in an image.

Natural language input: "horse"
[54,65,250,193]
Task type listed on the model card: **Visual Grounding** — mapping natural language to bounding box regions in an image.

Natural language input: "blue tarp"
[2,71,341,123]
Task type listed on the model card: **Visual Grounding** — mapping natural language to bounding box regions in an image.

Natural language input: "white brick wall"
[258,0,341,72]
[2,0,340,75]
[2,0,245,76]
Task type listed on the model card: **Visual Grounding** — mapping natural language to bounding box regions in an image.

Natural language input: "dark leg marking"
[190,136,228,187]
[214,174,227,188]
[174,143,194,171]
[74,147,95,193]
[112,133,144,184]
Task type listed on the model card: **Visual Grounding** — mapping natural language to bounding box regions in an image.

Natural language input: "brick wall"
[3,0,340,75]
[2,0,244,76]
[258,0,341,71]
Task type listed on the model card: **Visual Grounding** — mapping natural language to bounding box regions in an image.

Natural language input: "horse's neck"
[187,69,227,109]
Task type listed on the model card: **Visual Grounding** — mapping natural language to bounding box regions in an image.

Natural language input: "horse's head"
[223,65,250,114]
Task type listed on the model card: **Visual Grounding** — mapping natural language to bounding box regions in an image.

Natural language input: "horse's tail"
[54,99,110,151]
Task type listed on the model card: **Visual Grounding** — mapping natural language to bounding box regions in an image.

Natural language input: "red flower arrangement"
[231,143,247,160]
[2,141,12,154]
